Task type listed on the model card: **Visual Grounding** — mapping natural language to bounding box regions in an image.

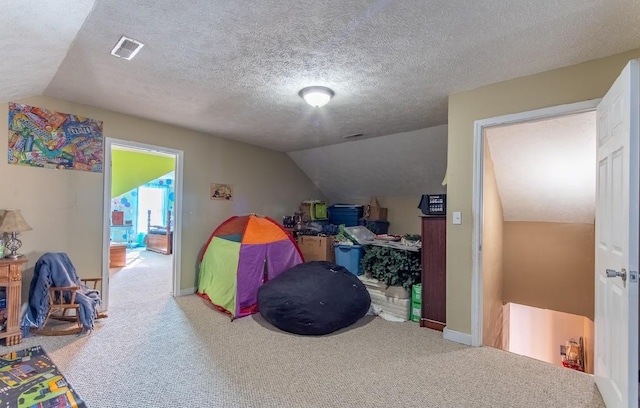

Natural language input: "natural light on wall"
[485,111,596,223]
[137,186,166,234]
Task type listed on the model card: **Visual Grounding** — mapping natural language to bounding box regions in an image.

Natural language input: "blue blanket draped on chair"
[21,252,101,337]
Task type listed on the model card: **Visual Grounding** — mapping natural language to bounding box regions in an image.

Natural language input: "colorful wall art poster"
[8,102,104,172]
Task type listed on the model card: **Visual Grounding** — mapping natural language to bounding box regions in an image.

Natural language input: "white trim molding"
[443,328,472,346]
[180,287,197,296]
[470,99,600,348]
[103,138,185,306]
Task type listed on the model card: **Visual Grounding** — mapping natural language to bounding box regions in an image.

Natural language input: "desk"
[110,224,134,248]
[0,257,26,345]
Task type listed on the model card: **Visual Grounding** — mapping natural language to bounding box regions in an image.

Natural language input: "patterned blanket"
[21,252,101,337]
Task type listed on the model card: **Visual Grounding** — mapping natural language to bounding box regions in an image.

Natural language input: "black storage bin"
[359,219,390,235]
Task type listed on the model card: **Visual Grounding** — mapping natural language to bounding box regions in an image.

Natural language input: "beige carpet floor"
[2,249,605,407]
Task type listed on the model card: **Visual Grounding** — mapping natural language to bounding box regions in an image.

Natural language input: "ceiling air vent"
[110,36,144,60]
[343,133,364,139]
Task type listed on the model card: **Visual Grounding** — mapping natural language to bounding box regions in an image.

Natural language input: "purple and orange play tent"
[197,214,304,319]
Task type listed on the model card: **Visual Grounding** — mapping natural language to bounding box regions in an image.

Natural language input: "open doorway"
[471,101,599,374]
[102,138,183,310]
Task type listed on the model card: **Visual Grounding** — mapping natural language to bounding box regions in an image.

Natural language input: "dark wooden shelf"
[420,216,446,331]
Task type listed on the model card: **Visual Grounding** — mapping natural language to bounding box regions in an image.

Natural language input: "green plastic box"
[412,284,422,303]
[410,302,421,322]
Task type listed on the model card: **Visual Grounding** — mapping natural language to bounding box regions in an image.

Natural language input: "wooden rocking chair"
[33,278,108,336]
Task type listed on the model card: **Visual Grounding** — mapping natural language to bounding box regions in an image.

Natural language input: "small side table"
[0,257,27,346]
[110,225,134,248]
[109,243,127,268]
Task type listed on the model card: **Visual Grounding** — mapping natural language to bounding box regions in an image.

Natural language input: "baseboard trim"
[420,318,445,331]
[179,287,196,296]
[443,328,473,346]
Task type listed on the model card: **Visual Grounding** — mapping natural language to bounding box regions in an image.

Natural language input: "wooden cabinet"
[0,257,27,345]
[109,243,127,268]
[420,216,446,331]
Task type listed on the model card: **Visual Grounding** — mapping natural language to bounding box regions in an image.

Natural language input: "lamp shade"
[0,210,32,233]
[299,86,334,108]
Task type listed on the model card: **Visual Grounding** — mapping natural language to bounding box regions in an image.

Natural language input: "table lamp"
[0,210,32,259]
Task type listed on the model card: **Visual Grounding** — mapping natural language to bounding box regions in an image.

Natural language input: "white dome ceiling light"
[299,86,334,108]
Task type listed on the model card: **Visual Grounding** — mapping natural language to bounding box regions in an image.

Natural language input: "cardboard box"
[368,206,387,221]
[299,202,312,222]
[297,235,335,262]
[366,197,387,221]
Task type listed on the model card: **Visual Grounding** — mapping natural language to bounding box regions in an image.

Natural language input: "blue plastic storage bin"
[328,205,363,227]
[335,244,364,275]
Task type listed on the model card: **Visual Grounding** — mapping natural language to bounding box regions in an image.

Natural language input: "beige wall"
[446,48,640,335]
[344,196,425,236]
[583,316,594,374]
[482,141,504,348]
[503,221,595,319]
[2,96,325,299]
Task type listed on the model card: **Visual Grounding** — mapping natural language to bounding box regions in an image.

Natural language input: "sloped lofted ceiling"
[0,1,96,100]
[111,147,175,198]
[486,111,596,224]
[0,1,638,200]
[289,125,447,202]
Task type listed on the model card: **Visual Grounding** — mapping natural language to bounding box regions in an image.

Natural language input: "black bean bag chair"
[257,261,371,335]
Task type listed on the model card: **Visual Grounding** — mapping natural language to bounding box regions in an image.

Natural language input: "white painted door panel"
[595,59,639,408]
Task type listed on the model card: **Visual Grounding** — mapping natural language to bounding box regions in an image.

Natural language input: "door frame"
[470,99,600,347]
[102,137,184,308]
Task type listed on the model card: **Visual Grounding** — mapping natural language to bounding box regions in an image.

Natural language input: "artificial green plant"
[359,246,421,290]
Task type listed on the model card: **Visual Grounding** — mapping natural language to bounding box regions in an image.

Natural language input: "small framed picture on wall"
[211,183,234,200]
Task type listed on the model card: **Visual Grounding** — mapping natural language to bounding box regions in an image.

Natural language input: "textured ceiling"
[0,1,95,100]
[289,125,447,201]
[486,111,596,224]
[1,0,638,152]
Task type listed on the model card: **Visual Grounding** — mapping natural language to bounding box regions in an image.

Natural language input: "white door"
[595,59,639,408]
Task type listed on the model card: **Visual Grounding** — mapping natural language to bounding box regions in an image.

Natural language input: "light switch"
[453,211,462,225]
